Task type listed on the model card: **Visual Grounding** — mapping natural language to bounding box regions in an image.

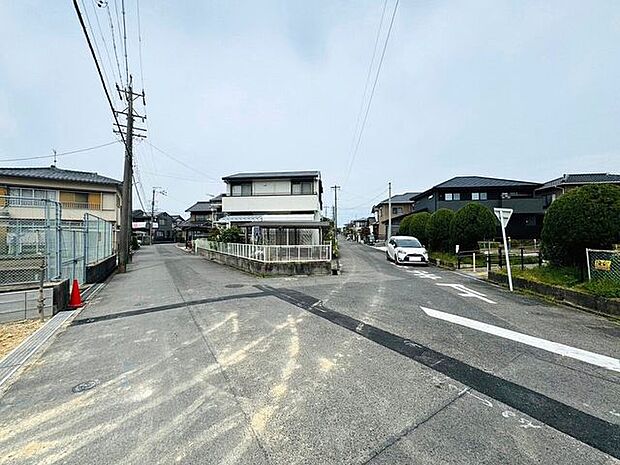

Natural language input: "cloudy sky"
[1,1,619,222]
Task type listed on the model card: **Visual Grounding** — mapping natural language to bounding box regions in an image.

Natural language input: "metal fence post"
[538,250,543,267]
[520,248,524,271]
[498,247,503,268]
[37,261,45,321]
[585,248,592,281]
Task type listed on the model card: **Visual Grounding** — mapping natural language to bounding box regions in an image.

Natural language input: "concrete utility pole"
[331,185,341,233]
[150,187,166,244]
[115,77,146,273]
[387,181,392,240]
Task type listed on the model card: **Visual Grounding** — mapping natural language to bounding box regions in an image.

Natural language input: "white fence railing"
[194,239,332,263]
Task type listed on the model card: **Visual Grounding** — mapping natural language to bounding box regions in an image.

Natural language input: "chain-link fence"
[0,196,61,286]
[586,249,620,282]
[84,213,114,265]
[0,196,115,287]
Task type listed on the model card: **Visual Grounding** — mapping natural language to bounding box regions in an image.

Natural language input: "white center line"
[420,306,620,372]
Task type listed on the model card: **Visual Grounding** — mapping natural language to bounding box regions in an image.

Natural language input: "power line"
[89,0,118,94]
[80,0,114,98]
[0,140,120,163]
[147,142,220,182]
[136,0,145,90]
[72,0,128,152]
[121,0,130,86]
[104,1,124,84]
[343,0,400,186]
[346,0,388,171]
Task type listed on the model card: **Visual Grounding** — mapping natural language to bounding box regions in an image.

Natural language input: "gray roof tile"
[537,173,620,190]
[0,166,120,185]
[222,170,320,181]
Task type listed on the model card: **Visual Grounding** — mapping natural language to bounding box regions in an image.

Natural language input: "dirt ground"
[0,319,45,359]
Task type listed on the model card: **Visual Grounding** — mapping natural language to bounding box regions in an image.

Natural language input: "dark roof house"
[0,166,121,186]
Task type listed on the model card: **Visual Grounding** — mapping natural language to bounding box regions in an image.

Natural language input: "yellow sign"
[594,259,612,271]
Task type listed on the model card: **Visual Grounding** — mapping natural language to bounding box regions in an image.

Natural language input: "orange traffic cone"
[68,279,84,309]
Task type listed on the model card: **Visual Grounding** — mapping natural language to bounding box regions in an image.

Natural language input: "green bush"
[450,203,497,251]
[398,215,413,235]
[407,212,431,244]
[541,184,620,267]
[207,226,220,241]
[219,226,243,243]
[426,209,455,252]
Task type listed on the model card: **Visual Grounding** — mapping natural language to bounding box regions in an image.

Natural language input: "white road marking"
[436,283,497,304]
[409,270,441,280]
[420,306,620,373]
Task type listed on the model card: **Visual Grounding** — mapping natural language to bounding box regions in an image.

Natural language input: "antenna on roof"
[52,149,57,168]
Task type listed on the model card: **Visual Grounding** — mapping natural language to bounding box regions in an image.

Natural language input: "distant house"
[412,176,543,239]
[371,192,418,240]
[218,171,328,245]
[183,194,224,240]
[131,209,151,240]
[0,166,121,227]
[536,173,620,209]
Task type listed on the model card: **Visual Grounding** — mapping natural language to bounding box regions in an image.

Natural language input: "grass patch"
[499,265,620,299]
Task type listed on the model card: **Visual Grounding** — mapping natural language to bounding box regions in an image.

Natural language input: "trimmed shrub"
[541,184,620,267]
[426,208,455,252]
[398,215,413,235]
[407,212,431,245]
[450,203,497,251]
[219,226,243,243]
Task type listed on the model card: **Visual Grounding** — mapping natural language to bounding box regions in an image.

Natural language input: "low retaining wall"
[488,271,620,318]
[85,255,117,284]
[197,248,331,276]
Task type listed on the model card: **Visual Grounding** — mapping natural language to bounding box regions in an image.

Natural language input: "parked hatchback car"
[386,235,429,265]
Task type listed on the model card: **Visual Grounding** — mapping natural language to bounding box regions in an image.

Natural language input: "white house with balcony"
[218,170,329,245]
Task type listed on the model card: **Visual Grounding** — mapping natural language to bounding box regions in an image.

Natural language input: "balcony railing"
[61,202,102,210]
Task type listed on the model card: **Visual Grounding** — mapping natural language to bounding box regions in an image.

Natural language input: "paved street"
[0,242,618,464]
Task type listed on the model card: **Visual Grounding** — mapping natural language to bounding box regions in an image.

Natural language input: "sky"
[1,1,619,223]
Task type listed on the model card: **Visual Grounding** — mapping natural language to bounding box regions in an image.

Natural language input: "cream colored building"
[219,170,328,245]
[0,166,121,225]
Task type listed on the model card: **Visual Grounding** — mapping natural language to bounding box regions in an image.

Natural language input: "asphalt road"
[0,242,618,464]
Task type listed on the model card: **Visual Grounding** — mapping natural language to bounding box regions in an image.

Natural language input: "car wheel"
[386,251,391,261]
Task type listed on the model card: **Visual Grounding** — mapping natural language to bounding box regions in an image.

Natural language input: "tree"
[406,212,431,244]
[426,209,455,252]
[219,226,243,243]
[398,215,413,235]
[450,203,497,251]
[541,184,620,267]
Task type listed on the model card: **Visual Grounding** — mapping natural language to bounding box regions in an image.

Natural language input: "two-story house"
[183,194,225,240]
[535,173,620,209]
[218,171,328,245]
[411,176,544,239]
[0,166,121,226]
[371,192,418,240]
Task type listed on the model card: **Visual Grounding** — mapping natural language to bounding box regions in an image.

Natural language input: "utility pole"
[149,187,166,244]
[331,185,341,234]
[387,181,392,241]
[115,76,146,272]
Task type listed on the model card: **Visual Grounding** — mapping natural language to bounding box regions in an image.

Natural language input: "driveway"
[0,242,618,464]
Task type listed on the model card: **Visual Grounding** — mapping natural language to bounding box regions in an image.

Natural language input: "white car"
[386,235,429,265]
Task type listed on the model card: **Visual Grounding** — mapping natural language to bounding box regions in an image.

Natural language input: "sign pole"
[494,208,514,292]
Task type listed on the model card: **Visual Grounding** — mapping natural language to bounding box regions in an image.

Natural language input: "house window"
[392,207,403,215]
[480,192,487,200]
[445,193,460,201]
[445,193,452,201]
[8,188,58,205]
[471,192,487,201]
[231,183,252,196]
[292,180,314,195]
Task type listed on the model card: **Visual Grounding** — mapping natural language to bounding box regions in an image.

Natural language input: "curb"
[0,309,80,391]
